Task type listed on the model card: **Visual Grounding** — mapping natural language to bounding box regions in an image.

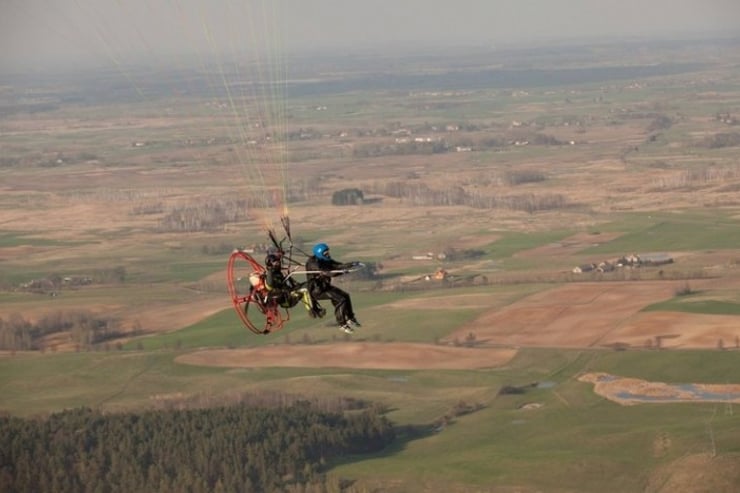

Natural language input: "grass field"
[3,347,739,491]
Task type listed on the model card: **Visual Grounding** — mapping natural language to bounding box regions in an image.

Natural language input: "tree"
[331,188,364,205]
[0,401,395,492]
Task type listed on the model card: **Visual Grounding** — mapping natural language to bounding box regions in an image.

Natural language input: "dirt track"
[176,343,518,370]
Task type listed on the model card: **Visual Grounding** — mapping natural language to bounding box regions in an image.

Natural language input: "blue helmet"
[313,243,330,259]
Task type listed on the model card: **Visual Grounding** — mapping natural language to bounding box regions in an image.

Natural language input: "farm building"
[637,252,674,265]
[574,253,673,274]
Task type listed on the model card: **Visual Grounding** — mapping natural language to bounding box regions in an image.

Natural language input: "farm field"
[2,38,740,491]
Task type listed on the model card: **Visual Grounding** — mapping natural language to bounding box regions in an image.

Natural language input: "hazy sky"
[2,0,739,71]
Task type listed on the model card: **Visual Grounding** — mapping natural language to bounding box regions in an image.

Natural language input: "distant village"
[572,253,673,274]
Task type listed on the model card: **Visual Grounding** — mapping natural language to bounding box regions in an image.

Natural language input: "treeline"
[158,198,251,232]
[332,188,365,205]
[351,132,566,159]
[649,164,740,190]
[0,310,121,351]
[505,169,546,185]
[699,132,740,149]
[366,181,567,213]
[17,268,127,294]
[0,151,99,169]
[155,184,321,232]
[353,140,448,158]
[0,403,396,493]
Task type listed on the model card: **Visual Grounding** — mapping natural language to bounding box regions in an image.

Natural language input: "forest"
[0,402,396,492]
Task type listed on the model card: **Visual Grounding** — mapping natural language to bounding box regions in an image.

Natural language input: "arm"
[330,259,361,273]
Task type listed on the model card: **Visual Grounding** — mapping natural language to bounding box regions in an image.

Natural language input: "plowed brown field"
[450,278,740,350]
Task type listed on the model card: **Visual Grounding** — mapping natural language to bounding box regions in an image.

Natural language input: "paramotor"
[227,219,364,335]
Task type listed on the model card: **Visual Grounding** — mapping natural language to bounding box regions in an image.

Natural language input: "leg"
[319,285,353,325]
[300,288,326,318]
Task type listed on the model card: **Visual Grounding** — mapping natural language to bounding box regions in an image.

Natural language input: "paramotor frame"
[227,249,292,334]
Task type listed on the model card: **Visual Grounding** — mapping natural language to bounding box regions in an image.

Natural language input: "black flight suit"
[305,255,356,326]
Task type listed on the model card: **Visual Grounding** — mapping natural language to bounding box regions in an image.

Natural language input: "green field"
[585,211,740,254]
[2,346,740,492]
